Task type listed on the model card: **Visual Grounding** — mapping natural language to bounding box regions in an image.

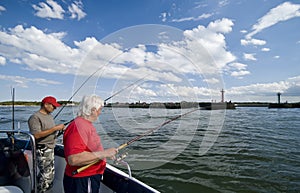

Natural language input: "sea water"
[0,106,299,193]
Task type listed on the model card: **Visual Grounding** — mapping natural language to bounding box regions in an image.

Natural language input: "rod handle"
[117,143,127,151]
[72,143,126,175]
[72,160,99,176]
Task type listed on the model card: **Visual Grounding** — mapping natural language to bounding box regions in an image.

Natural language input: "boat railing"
[116,160,132,178]
[114,152,132,178]
[0,129,37,193]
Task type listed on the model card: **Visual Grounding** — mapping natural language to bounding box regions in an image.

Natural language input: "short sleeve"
[28,115,41,134]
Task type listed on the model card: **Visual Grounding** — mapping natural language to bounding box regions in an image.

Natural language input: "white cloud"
[160,12,168,22]
[204,78,220,84]
[158,84,212,101]
[0,74,61,88]
[241,38,266,46]
[0,19,236,78]
[229,62,247,70]
[131,85,157,97]
[229,81,288,97]
[218,0,230,8]
[32,0,65,19]
[246,2,300,39]
[0,5,6,13]
[228,76,300,102]
[226,62,250,77]
[0,20,240,100]
[184,18,236,71]
[122,75,300,102]
[243,53,257,61]
[207,18,233,33]
[261,47,270,52]
[274,55,280,59]
[231,70,250,77]
[0,56,6,65]
[0,25,85,74]
[172,13,213,22]
[68,1,86,20]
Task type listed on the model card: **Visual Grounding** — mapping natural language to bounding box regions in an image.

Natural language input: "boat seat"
[0,149,31,193]
[0,186,24,193]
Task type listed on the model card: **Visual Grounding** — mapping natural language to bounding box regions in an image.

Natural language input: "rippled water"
[1,106,299,193]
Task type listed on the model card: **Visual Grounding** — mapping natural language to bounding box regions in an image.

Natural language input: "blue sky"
[0,0,300,103]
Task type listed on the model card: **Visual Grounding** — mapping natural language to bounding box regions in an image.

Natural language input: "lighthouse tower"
[277,92,281,104]
[221,89,225,103]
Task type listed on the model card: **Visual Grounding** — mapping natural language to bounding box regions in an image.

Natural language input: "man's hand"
[54,124,65,131]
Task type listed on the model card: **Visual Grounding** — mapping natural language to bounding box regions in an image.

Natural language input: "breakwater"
[105,102,236,109]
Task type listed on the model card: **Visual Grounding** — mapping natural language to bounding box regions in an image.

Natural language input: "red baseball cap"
[42,96,61,107]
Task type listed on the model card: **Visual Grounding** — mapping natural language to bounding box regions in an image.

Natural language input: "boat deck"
[0,130,160,193]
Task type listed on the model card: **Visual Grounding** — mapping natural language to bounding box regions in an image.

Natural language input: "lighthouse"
[221,89,225,103]
[277,92,281,104]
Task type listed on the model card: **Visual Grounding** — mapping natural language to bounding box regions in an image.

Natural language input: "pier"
[106,89,236,110]
[268,92,300,108]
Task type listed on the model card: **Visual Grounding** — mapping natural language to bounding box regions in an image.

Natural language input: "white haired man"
[63,95,118,193]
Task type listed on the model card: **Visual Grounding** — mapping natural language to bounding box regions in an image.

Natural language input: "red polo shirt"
[63,116,106,177]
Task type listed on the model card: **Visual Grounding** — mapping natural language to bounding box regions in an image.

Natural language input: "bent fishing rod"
[56,75,148,137]
[72,107,200,175]
[53,66,107,120]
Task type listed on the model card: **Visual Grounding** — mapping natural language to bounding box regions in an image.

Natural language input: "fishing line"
[53,49,150,122]
[56,74,149,138]
[53,65,106,120]
[104,73,149,102]
[11,87,15,131]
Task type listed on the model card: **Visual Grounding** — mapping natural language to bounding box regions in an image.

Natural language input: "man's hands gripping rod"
[71,143,126,176]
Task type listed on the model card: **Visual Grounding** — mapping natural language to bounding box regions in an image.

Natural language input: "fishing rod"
[11,87,15,131]
[117,107,200,150]
[53,66,107,120]
[104,74,148,102]
[72,107,200,175]
[8,87,15,146]
[56,75,148,137]
[53,66,106,139]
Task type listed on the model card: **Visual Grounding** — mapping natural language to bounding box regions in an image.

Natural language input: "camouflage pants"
[37,145,55,193]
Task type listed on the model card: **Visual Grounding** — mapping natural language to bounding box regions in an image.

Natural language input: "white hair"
[77,95,104,118]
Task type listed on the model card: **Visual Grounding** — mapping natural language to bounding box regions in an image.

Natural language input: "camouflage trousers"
[37,145,55,193]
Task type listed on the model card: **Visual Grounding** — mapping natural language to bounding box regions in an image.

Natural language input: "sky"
[0,0,300,103]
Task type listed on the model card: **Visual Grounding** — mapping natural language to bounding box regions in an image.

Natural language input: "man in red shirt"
[63,95,118,193]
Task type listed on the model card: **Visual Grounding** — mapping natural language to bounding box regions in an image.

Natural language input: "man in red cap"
[28,96,65,193]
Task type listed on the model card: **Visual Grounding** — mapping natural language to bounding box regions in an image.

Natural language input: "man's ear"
[91,107,97,114]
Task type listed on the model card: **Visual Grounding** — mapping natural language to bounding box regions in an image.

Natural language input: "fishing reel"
[114,152,132,178]
[114,152,128,164]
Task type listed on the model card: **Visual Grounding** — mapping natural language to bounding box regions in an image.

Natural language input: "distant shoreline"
[1,101,299,108]
[0,101,78,106]
[0,101,271,107]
